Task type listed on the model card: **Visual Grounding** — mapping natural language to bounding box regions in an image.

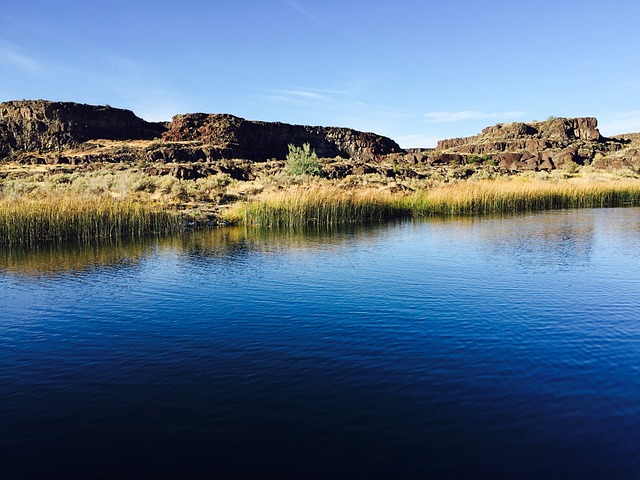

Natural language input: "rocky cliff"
[432,117,638,171]
[162,113,402,161]
[0,100,166,157]
[1,101,639,176]
[0,101,402,163]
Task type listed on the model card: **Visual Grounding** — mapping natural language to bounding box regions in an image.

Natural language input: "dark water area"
[1,209,640,479]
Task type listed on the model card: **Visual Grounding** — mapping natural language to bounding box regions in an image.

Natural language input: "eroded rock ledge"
[1,100,639,178]
[0,100,165,157]
[162,113,402,161]
[431,117,638,171]
[0,100,402,163]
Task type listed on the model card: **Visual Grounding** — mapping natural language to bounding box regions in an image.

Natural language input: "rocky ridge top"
[0,100,165,157]
[162,113,402,161]
[0,100,639,177]
[432,117,638,171]
[0,101,402,163]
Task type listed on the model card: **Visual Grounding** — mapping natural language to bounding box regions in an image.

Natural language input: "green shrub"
[466,154,492,164]
[285,143,322,177]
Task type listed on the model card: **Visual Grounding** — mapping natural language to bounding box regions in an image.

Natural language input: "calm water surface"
[1,208,640,479]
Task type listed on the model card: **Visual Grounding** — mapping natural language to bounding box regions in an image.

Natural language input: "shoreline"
[2,167,640,245]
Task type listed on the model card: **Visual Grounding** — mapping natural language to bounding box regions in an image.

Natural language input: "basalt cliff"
[0,100,400,164]
[1,100,639,180]
[430,117,639,171]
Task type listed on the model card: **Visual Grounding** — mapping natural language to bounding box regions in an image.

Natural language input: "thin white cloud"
[424,110,526,123]
[286,89,327,100]
[0,41,40,72]
[264,87,333,104]
[282,0,327,26]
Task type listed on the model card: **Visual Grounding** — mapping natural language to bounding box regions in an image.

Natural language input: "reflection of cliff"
[474,210,597,268]
[0,223,397,277]
[0,239,153,277]
[3,211,638,278]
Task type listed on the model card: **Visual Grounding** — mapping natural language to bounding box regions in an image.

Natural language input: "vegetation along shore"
[1,100,640,243]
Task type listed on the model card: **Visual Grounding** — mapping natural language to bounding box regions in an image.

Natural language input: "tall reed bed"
[230,180,640,226]
[0,197,183,246]
[403,179,640,215]
[229,186,409,228]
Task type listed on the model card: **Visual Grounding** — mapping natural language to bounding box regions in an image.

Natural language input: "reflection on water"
[479,210,596,268]
[6,209,635,278]
[0,222,403,277]
[1,209,640,479]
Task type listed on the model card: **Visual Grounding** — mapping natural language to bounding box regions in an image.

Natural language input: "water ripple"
[1,209,640,478]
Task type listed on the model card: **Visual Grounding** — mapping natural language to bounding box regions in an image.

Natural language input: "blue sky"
[1,0,639,147]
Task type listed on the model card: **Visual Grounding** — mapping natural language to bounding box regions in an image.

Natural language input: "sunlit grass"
[221,186,407,227]
[0,196,182,246]
[225,179,640,226]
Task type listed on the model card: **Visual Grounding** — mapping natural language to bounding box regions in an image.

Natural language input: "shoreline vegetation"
[227,179,640,228]
[2,162,640,244]
[0,196,181,246]
[1,101,640,245]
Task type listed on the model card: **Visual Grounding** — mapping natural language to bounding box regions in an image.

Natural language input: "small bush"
[466,154,492,164]
[285,143,322,177]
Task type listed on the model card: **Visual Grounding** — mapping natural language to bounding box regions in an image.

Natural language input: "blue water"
[1,209,640,479]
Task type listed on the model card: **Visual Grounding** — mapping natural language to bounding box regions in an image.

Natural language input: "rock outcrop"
[432,117,638,172]
[2,101,640,177]
[0,100,166,157]
[162,113,402,161]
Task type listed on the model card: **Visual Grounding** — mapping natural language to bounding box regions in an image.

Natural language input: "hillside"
[0,101,639,182]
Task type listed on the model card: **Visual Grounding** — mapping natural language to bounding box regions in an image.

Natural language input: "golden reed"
[0,196,182,246]
[228,180,640,227]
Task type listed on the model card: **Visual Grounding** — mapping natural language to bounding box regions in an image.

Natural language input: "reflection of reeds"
[227,180,640,226]
[0,238,153,276]
[0,197,182,246]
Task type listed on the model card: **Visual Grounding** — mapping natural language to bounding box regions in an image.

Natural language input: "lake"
[1,208,640,479]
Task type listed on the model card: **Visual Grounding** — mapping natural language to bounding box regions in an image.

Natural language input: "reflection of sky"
[2,208,640,478]
[475,210,598,270]
[2,208,640,280]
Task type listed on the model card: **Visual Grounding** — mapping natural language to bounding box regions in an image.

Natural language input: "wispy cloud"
[286,89,327,100]
[424,110,526,123]
[282,0,327,26]
[264,87,334,104]
[0,40,40,72]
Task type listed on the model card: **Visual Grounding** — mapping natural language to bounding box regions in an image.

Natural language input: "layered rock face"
[0,100,165,157]
[162,113,402,161]
[2,101,639,176]
[437,117,601,152]
[432,117,638,171]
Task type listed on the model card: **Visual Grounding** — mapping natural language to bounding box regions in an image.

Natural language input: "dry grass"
[223,178,640,226]
[0,196,182,246]
[2,160,640,242]
[221,185,405,227]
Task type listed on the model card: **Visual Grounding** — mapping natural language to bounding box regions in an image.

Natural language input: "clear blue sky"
[1,0,639,147]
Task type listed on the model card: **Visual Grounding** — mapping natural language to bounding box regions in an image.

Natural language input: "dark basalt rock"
[0,100,166,158]
[431,117,640,172]
[162,113,403,161]
[2,101,640,176]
